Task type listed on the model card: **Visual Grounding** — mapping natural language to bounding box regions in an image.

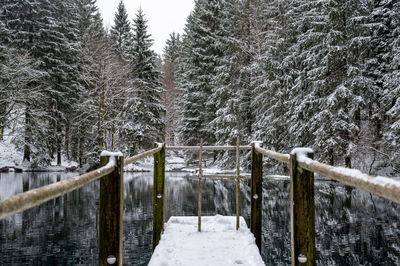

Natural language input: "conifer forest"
[0,0,399,176]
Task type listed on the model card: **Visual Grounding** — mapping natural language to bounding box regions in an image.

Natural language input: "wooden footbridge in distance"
[1,138,400,265]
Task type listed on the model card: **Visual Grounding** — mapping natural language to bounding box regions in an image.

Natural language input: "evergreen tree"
[237,0,255,145]
[71,0,103,164]
[251,0,294,155]
[309,0,366,166]
[178,11,204,151]
[179,0,223,150]
[109,0,132,59]
[75,0,104,42]
[379,1,400,172]
[0,14,10,140]
[283,0,328,151]
[73,0,128,165]
[38,0,81,165]
[2,0,52,165]
[209,0,249,166]
[126,8,165,153]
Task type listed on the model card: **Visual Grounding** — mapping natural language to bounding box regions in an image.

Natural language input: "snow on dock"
[148,215,265,266]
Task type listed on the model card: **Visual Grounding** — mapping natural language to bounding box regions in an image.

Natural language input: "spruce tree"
[126,8,165,153]
[109,0,132,59]
[178,11,204,150]
[251,0,298,158]
[209,0,246,166]
[72,0,104,164]
[179,0,222,149]
[38,0,81,165]
[307,0,366,166]
[0,16,9,140]
[380,1,400,172]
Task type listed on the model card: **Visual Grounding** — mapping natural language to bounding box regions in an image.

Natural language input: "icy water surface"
[0,172,399,265]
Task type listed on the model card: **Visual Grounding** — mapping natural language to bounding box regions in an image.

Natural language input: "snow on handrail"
[124,146,163,166]
[253,145,400,204]
[253,146,290,163]
[0,164,115,220]
[0,146,165,220]
[296,156,400,205]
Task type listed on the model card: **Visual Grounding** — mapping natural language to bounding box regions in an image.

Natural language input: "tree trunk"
[329,149,334,166]
[78,136,83,168]
[345,156,351,168]
[0,122,4,141]
[98,109,103,148]
[354,107,361,127]
[71,134,78,161]
[111,123,115,150]
[57,127,62,166]
[98,84,105,149]
[65,123,70,160]
[23,108,31,162]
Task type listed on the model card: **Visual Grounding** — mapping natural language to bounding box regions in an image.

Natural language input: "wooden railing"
[0,146,163,266]
[252,142,400,266]
[1,141,399,266]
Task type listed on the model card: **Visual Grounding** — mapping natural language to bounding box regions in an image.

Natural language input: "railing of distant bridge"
[1,141,400,266]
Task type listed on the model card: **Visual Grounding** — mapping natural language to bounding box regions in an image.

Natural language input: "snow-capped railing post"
[290,148,315,266]
[99,151,124,266]
[152,143,165,251]
[250,141,263,251]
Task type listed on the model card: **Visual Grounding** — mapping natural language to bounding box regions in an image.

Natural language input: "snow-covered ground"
[0,133,233,173]
[123,155,244,174]
[0,131,78,171]
[0,132,23,168]
[148,215,265,266]
[124,155,188,172]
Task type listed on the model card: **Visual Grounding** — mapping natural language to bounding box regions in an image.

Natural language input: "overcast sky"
[96,0,195,55]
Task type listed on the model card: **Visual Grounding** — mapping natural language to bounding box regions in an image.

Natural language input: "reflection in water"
[0,172,400,265]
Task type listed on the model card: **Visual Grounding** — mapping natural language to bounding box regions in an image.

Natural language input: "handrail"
[0,147,163,221]
[124,146,162,165]
[166,145,252,151]
[297,158,400,205]
[252,144,400,265]
[254,146,289,164]
[201,174,249,179]
[254,145,400,204]
[0,163,115,220]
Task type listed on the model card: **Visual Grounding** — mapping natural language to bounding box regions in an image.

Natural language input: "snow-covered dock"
[148,215,265,266]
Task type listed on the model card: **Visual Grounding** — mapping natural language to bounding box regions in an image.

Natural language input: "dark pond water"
[0,172,400,265]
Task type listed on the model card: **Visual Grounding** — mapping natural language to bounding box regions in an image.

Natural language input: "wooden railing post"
[251,141,263,252]
[99,152,124,266]
[290,149,315,266]
[152,143,165,251]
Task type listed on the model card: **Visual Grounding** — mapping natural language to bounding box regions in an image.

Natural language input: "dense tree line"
[1,0,399,175]
[174,0,399,175]
[0,0,164,167]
